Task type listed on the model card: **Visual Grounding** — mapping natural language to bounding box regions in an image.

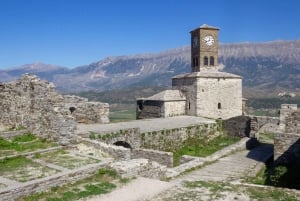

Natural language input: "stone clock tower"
[137,24,243,120]
[190,24,219,72]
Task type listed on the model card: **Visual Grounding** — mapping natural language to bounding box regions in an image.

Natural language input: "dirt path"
[84,177,173,201]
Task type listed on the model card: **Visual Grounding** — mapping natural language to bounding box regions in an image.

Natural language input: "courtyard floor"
[76,115,215,135]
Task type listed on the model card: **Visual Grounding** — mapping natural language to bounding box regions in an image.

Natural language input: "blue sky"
[0,0,300,69]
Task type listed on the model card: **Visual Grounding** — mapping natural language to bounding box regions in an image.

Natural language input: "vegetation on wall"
[248,164,300,190]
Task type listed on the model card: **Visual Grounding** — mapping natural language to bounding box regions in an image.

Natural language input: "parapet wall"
[140,123,219,151]
[88,123,220,153]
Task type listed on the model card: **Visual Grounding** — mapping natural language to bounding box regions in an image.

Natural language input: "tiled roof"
[172,71,242,79]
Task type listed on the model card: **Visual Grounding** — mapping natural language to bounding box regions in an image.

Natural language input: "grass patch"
[18,168,119,201]
[12,133,36,142]
[109,109,136,122]
[34,150,100,169]
[0,156,32,172]
[0,156,58,182]
[248,187,298,201]
[259,132,274,144]
[173,135,239,166]
[0,135,57,154]
[247,164,300,189]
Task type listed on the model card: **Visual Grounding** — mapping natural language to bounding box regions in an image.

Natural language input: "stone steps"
[176,144,273,183]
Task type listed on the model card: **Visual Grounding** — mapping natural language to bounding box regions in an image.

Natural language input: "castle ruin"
[0,74,109,145]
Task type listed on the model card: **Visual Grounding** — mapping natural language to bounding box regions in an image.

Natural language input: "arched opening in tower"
[114,141,132,149]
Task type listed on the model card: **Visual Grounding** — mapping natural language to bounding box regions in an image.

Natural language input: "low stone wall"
[0,161,111,201]
[109,159,167,180]
[0,146,63,160]
[84,123,219,153]
[80,138,131,160]
[274,132,300,165]
[96,128,141,149]
[0,130,29,140]
[141,123,219,151]
[223,116,251,137]
[131,148,173,167]
[180,155,198,164]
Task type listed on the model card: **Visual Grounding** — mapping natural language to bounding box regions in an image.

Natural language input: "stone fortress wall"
[0,74,109,145]
[63,95,109,124]
[274,104,300,164]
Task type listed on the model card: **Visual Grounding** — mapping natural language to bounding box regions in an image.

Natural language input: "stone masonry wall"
[63,95,109,124]
[141,123,219,151]
[91,123,219,152]
[274,132,300,165]
[131,148,173,167]
[196,77,242,119]
[92,128,141,149]
[274,104,300,164]
[163,101,186,117]
[81,138,131,160]
[172,76,197,116]
[0,74,76,145]
[0,74,109,145]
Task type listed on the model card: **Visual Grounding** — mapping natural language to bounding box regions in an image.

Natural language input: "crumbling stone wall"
[274,104,300,164]
[223,115,251,138]
[0,74,109,145]
[63,95,109,124]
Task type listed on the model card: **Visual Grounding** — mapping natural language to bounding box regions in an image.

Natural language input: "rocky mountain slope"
[1,40,300,92]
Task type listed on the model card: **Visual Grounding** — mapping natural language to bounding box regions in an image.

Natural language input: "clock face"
[192,36,198,48]
[203,35,214,46]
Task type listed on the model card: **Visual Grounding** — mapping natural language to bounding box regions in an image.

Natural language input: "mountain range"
[1,40,300,93]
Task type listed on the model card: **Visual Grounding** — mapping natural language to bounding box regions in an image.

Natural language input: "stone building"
[136,90,186,118]
[137,24,243,119]
[0,74,109,145]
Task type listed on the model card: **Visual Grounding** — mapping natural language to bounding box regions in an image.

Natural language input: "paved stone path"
[87,144,273,201]
[76,116,215,135]
[175,143,273,183]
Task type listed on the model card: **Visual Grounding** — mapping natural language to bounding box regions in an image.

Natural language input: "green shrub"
[89,132,96,139]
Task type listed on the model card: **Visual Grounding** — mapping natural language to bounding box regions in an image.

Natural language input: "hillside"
[1,40,300,93]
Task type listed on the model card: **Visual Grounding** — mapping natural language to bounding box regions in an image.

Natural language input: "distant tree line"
[247,97,300,109]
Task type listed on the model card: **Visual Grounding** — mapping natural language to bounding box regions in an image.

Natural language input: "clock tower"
[190,24,219,72]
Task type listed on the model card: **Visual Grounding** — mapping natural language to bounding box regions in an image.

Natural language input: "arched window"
[69,107,76,114]
[218,103,221,109]
[193,57,199,67]
[210,56,214,66]
[204,56,208,66]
